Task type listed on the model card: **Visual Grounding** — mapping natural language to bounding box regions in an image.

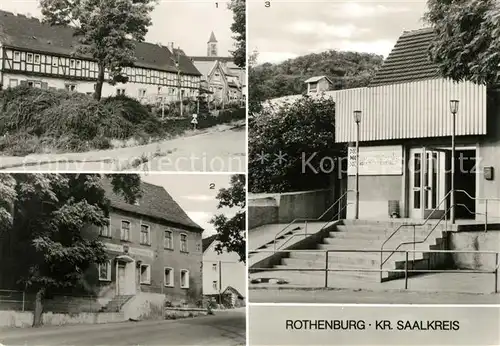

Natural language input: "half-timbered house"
[190,32,245,105]
[0,11,202,104]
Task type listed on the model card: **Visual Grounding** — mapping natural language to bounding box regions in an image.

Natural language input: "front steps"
[249,220,450,286]
[100,295,134,312]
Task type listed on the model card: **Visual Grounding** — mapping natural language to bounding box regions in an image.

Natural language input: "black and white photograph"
[248,0,500,308]
[0,0,246,172]
[0,173,246,345]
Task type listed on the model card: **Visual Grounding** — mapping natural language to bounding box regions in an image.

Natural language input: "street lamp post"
[450,100,459,224]
[354,110,362,220]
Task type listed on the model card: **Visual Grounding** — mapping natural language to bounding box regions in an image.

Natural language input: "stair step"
[329,229,441,240]
[272,266,385,282]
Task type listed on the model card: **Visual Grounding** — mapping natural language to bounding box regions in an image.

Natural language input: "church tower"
[207,31,218,57]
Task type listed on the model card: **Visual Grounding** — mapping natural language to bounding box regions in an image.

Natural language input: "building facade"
[263,28,500,223]
[201,235,245,299]
[191,32,246,105]
[92,180,204,304]
[0,11,202,104]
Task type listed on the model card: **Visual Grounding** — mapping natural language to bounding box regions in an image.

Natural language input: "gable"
[369,27,440,87]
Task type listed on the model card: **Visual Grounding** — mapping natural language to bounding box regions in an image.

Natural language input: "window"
[157,86,162,93]
[98,260,111,281]
[140,224,150,245]
[76,60,81,68]
[212,281,218,291]
[180,269,189,289]
[9,79,18,88]
[140,264,151,284]
[180,233,188,252]
[99,218,111,237]
[309,82,318,92]
[52,58,58,67]
[120,220,130,241]
[13,51,20,62]
[138,89,146,98]
[27,81,34,87]
[164,230,173,249]
[65,84,76,92]
[34,81,42,89]
[70,59,75,68]
[164,267,174,287]
[212,263,217,272]
[27,53,33,63]
[34,54,40,64]
[116,88,125,96]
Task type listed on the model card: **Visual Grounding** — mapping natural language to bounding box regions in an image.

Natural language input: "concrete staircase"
[99,295,134,312]
[249,225,302,260]
[250,220,451,287]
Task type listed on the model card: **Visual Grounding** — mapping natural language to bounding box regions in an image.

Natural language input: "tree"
[424,0,500,85]
[248,50,265,116]
[249,50,383,102]
[0,173,141,327]
[210,174,246,263]
[228,0,245,68]
[40,0,157,101]
[249,96,345,193]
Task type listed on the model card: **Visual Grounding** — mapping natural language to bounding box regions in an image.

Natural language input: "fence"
[249,249,500,293]
[0,290,102,313]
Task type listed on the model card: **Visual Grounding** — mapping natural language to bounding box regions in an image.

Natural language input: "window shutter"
[41,82,48,90]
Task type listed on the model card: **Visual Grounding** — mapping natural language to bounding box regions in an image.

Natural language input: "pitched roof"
[208,31,217,43]
[222,286,244,298]
[102,179,203,232]
[369,27,440,87]
[202,235,217,252]
[304,75,332,84]
[0,10,201,76]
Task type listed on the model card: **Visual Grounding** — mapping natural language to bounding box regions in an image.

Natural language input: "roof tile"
[0,10,201,76]
[102,179,203,232]
[369,28,441,87]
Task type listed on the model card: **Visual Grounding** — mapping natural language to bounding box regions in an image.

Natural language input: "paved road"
[0,122,245,172]
[249,288,500,304]
[0,309,246,346]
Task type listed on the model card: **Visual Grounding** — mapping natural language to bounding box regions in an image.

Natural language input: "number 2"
[209,183,215,189]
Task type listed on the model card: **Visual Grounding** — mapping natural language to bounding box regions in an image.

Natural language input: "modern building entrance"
[408,147,477,219]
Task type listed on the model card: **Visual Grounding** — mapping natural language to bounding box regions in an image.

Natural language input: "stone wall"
[0,310,125,328]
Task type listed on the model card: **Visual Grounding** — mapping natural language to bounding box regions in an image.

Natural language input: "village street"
[0,121,246,172]
[0,309,246,346]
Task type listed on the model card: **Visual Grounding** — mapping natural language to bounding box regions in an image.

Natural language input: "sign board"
[348,145,403,176]
[104,243,154,259]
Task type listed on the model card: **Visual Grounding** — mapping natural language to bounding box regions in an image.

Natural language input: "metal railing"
[380,190,500,281]
[250,248,500,293]
[0,289,26,311]
[454,189,500,231]
[272,189,354,251]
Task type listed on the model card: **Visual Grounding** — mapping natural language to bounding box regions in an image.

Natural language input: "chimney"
[168,42,174,53]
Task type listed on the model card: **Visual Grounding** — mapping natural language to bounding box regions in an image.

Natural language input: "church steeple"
[207,31,218,57]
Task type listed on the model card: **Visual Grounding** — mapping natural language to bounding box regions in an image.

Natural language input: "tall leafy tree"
[0,173,141,327]
[228,0,246,68]
[40,0,157,100]
[424,0,500,85]
[210,174,246,263]
[248,50,265,116]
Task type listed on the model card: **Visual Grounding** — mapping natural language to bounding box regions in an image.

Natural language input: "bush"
[249,95,345,193]
[0,87,164,154]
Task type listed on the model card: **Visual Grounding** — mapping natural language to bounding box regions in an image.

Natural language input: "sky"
[141,173,238,238]
[248,0,429,64]
[1,0,236,56]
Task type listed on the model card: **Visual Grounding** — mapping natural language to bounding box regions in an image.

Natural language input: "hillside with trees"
[250,50,384,104]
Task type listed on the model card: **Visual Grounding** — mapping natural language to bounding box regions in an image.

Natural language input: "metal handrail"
[276,201,353,251]
[272,189,354,251]
[249,248,500,293]
[381,205,452,272]
[380,189,500,280]
[380,189,453,265]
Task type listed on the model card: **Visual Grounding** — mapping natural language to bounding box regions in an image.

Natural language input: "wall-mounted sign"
[348,145,403,176]
[104,243,154,259]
